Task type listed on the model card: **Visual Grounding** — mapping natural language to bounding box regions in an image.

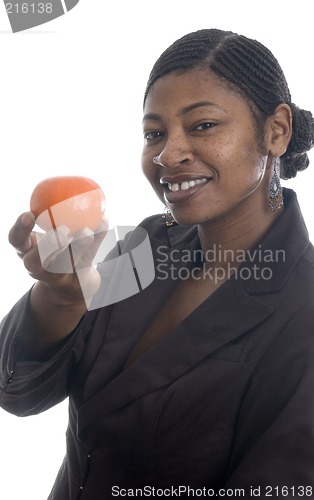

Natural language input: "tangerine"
[30,176,106,234]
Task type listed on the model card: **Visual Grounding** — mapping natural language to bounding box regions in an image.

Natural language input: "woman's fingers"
[34,225,73,273]
[8,213,108,305]
[8,212,36,256]
[70,219,109,270]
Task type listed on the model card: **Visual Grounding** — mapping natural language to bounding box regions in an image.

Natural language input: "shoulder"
[292,243,314,303]
[137,214,167,237]
[302,242,314,270]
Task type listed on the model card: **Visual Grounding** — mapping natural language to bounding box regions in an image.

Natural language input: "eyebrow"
[142,101,227,122]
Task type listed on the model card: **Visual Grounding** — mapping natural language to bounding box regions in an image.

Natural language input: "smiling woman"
[1,28,314,499]
[142,69,282,227]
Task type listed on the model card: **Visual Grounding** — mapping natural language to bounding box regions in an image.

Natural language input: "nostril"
[153,149,194,169]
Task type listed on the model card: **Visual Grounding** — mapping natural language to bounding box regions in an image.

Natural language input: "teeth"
[167,178,207,192]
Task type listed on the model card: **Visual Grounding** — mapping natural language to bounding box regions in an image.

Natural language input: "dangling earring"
[268,159,284,211]
[162,206,175,227]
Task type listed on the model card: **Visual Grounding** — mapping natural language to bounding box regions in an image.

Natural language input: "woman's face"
[141,68,272,226]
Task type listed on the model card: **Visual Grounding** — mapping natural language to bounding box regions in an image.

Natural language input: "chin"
[170,212,203,226]
[172,207,228,227]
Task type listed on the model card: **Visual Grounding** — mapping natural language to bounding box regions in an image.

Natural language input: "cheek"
[141,150,152,180]
[206,152,266,206]
[242,149,267,183]
[216,131,265,182]
[141,151,163,193]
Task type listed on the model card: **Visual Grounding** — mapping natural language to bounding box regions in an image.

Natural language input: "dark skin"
[8,213,107,359]
[126,69,292,366]
[9,68,292,362]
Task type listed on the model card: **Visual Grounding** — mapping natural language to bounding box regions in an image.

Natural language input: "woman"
[1,29,314,499]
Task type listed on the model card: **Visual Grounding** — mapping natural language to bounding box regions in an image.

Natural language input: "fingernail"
[56,225,72,246]
[80,228,94,237]
[56,225,71,238]
[46,225,71,247]
[96,219,109,232]
[21,212,35,227]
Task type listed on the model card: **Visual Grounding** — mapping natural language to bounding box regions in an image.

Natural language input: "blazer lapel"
[77,276,272,437]
[77,188,308,437]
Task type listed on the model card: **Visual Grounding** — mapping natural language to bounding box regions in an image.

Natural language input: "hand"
[8,211,108,306]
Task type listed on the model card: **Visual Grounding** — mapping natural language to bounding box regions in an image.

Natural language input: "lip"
[163,177,212,204]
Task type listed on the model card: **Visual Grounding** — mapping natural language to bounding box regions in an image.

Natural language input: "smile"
[160,176,212,204]
[167,178,208,192]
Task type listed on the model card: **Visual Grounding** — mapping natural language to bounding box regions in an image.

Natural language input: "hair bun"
[289,104,314,153]
[281,104,314,179]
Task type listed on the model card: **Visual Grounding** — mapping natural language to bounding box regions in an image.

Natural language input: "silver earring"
[268,159,283,211]
[162,206,175,227]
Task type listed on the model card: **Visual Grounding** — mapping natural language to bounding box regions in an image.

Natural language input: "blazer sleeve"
[0,290,87,417]
[0,216,160,418]
[225,305,314,494]
[0,222,148,418]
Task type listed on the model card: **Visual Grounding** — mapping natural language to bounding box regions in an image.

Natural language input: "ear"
[264,103,292,159]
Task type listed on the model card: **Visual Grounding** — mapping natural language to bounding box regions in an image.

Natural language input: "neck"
[197,199,283,270]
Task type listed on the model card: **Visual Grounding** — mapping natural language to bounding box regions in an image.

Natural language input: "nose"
[153,138,194,169]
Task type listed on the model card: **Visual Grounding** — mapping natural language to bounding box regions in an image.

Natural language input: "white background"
[0,1,313,498]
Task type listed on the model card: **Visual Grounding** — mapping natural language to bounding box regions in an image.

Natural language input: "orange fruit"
[30,176,106,234]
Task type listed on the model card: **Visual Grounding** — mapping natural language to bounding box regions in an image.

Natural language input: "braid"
[144,29,232,100]
[210,36,291,113]
[280,104,314,179]
[144,29,314,180]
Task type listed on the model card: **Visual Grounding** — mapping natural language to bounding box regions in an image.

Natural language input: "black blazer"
[1,188,314,499]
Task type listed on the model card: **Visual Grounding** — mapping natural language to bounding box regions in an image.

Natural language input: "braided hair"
[144,29,314,179]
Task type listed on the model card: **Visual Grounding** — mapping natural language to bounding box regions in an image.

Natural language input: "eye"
[194,121,217,131]
[143,130,163,141]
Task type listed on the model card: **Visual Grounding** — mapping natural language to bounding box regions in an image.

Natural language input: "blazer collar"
[165,188,310,294]
[243,188,310,294]
[77,188,309,437]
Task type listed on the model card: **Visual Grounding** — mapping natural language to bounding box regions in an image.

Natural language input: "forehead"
[143,68,249,115]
